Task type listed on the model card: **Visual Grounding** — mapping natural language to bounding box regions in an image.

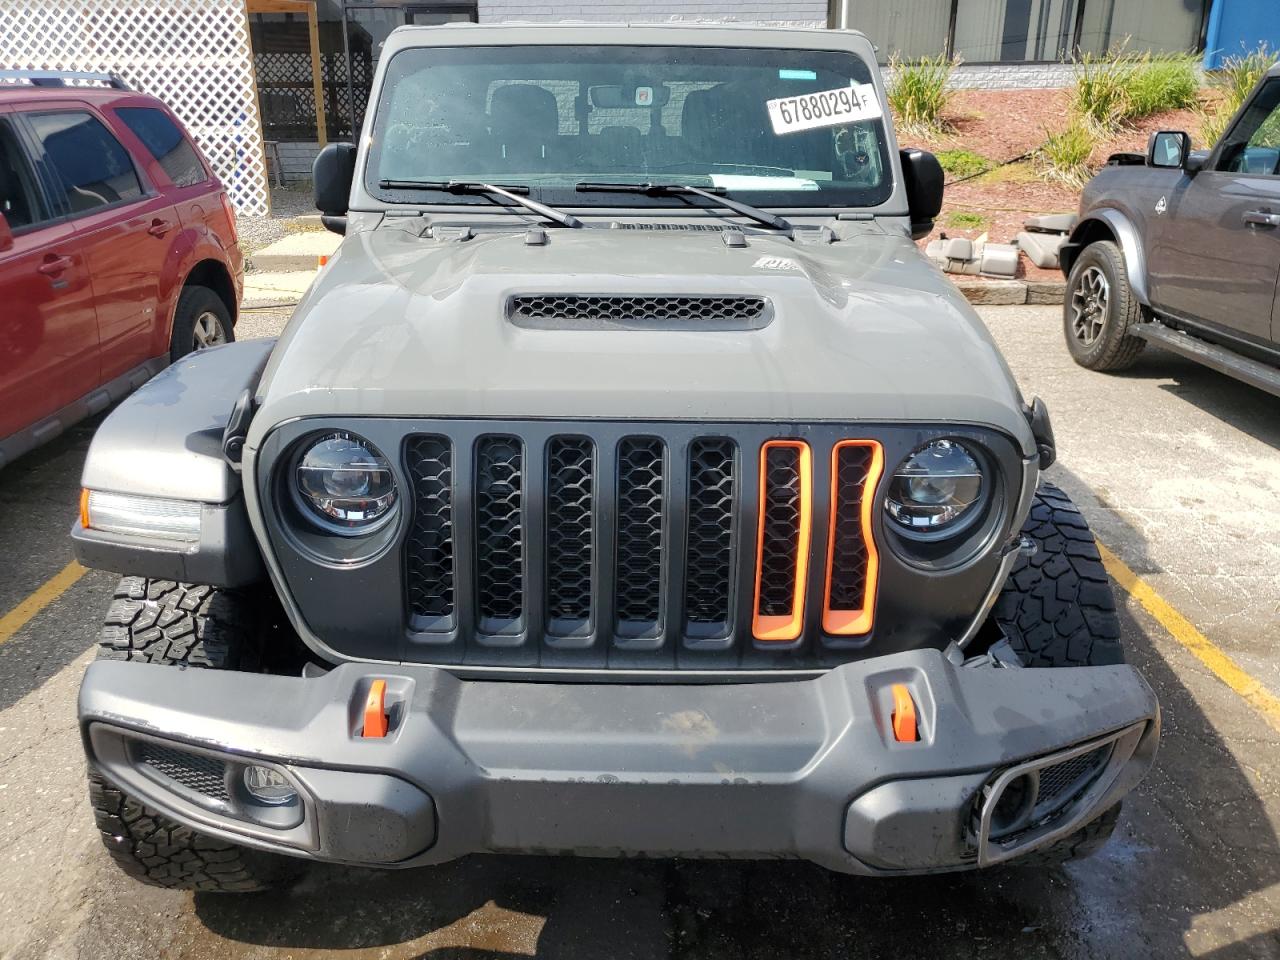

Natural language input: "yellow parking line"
[0,561,88,647]
[1098,542,1280,734]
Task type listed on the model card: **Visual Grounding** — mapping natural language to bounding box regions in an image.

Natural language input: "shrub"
[887,54,956,137]
[1198,44,1276,147]
[945,210,987,229]
[1071,52,1200,132]
[936,149,992,179]
[1039,120,1094,188]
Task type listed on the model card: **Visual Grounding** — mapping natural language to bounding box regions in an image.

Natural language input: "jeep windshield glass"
[366,45,892,211]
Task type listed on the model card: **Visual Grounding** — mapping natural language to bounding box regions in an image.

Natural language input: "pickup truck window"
[367,45,893,210]
[1219,79,1280,176]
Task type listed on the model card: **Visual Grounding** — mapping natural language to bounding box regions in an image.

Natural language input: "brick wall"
[478,1,827,26]
[947,63,1076,89]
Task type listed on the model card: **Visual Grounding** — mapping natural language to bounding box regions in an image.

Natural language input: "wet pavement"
[0,305,1276,959]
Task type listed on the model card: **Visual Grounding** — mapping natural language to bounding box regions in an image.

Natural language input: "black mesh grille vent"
[475,435,524,626]
[1036,746,1109,813]
[405,435,454,623]
[613,222,727,231]
[758,446,802,617]
[685,438,737,628]
[510,295,767,325]
[546,436,594,628]
[828,445,873,612]
[615,437,665,629]
[138,742,229,803]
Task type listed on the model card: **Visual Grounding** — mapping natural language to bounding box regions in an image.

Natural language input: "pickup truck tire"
[88,576,301,892]
[991,483,1125,864]
[1063,240,1145,372]
[169,284,234,363]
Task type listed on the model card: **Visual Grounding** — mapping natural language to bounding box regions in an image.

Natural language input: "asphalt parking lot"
[0,303,1277,960]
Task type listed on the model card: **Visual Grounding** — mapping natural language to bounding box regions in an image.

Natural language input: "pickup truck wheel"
[87,576,302,892]
[990,483,1125,864]
[1063,240,1145,372]
[169,284,234,363]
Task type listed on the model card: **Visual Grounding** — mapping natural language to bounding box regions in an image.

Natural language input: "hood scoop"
[507,294,773,331]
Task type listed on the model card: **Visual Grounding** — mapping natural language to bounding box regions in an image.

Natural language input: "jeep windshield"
[366,44,893,211]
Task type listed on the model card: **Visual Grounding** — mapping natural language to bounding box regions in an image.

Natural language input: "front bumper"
[79,649,1159,875]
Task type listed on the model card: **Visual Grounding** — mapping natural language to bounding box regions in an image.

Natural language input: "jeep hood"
[252,225,1033,453]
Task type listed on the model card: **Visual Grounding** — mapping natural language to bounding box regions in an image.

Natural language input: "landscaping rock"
[1027,280,1067,304]
[954,279,1026,305]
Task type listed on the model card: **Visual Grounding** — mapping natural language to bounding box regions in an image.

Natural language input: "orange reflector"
[822,441,885,636]
[891,684,918,743]
[752,440,813,642]
[79,488,92,529]
[318,254,329,268]
[362,679,388,738]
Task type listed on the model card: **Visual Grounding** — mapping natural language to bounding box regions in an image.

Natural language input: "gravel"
[235,186,322,260]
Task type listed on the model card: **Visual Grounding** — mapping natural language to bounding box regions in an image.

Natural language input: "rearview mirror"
[1147,130,1191,170]
[0,211,13,253]
[899,148,944,240]
[313,142,357,234]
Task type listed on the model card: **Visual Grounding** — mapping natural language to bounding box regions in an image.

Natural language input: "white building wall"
[478,0,828,26]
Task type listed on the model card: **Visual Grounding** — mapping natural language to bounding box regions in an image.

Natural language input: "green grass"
[1198,44,1276,147]
[945,210,987,229]
[1070,52,1200,133]
[887,53,956,137]
[936,148,992,179]
[1039,119,1094,188]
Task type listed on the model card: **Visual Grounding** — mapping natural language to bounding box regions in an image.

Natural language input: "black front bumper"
[80,649,1159,875]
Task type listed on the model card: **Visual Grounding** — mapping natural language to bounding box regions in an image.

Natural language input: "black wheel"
[169,285,233,363]
[990,483,1126,863]
[1063,240,1145,372]
[87,577,302,892]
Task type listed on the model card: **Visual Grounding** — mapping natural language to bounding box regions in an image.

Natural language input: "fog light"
[243,765,297,805]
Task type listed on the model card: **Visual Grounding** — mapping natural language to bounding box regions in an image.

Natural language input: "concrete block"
[1026,280,1067,305]
[954,279,1026,305]
[249,230,341,272]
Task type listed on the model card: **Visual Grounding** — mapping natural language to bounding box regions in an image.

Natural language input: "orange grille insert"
[823,440,884,636]
[752,440,812,642]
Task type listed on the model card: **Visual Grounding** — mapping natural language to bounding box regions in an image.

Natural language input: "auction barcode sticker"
[766,82,882,135]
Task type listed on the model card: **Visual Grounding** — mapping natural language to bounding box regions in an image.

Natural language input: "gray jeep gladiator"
[73,23,1158,892]
[1063,61,1280,396]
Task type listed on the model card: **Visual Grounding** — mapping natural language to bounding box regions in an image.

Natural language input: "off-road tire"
[169,284,234,363]
[990,483,1126,863]
[1063,240,1145,372]
[87,576,301,892]
[993,482,1124,668]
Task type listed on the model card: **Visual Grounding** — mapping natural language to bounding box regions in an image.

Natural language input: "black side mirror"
[899,148,944,240]
[313,142,357,235]
[1147,130,1191,171]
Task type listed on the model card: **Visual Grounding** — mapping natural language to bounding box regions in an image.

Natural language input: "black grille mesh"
[615,437,665,627]
[138,742,229,803]
[685,439,737,627]
[758,446,802,617]
[510,295,767,325]
[1037,746,1109,811]
[546,437,595,626]
[827,444,874,612]
[405,435,454,622]
[475,436,524,625]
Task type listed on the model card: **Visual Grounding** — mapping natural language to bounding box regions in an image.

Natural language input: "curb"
[954,278,1066,305]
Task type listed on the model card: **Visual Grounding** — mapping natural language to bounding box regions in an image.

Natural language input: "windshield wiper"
[575,181,792,232]
[379,179,581,228]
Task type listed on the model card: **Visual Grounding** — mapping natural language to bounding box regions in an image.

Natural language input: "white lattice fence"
[0,0,270,216]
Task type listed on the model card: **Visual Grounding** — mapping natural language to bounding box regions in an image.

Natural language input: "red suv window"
[115,106,208,187]
[27,110,143,215]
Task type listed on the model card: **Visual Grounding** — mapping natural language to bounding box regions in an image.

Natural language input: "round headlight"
[885,439,986,536]
[295,432,397,534]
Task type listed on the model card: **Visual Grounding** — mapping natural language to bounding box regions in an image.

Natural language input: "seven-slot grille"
[402,430,882,659]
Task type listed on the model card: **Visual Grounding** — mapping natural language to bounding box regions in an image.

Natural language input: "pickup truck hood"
[253,223,1032,451]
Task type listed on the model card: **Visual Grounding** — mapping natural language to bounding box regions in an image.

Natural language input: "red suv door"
[23,103,177,384]
[0,109,99,451]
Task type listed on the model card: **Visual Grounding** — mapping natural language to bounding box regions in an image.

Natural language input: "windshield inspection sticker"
[766,82,882,135]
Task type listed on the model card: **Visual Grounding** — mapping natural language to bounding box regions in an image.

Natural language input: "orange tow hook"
[890,683,918,743]
[362,679,389,738]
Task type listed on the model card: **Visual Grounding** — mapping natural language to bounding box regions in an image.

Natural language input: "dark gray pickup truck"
[1062,61,1280,396]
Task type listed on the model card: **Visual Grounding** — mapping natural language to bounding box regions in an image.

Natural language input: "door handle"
[147,219,172,237]
[1243,210,1280,227]
[37,255,72,276]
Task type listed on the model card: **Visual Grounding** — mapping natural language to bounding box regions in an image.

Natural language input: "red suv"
[0,71,243,469]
